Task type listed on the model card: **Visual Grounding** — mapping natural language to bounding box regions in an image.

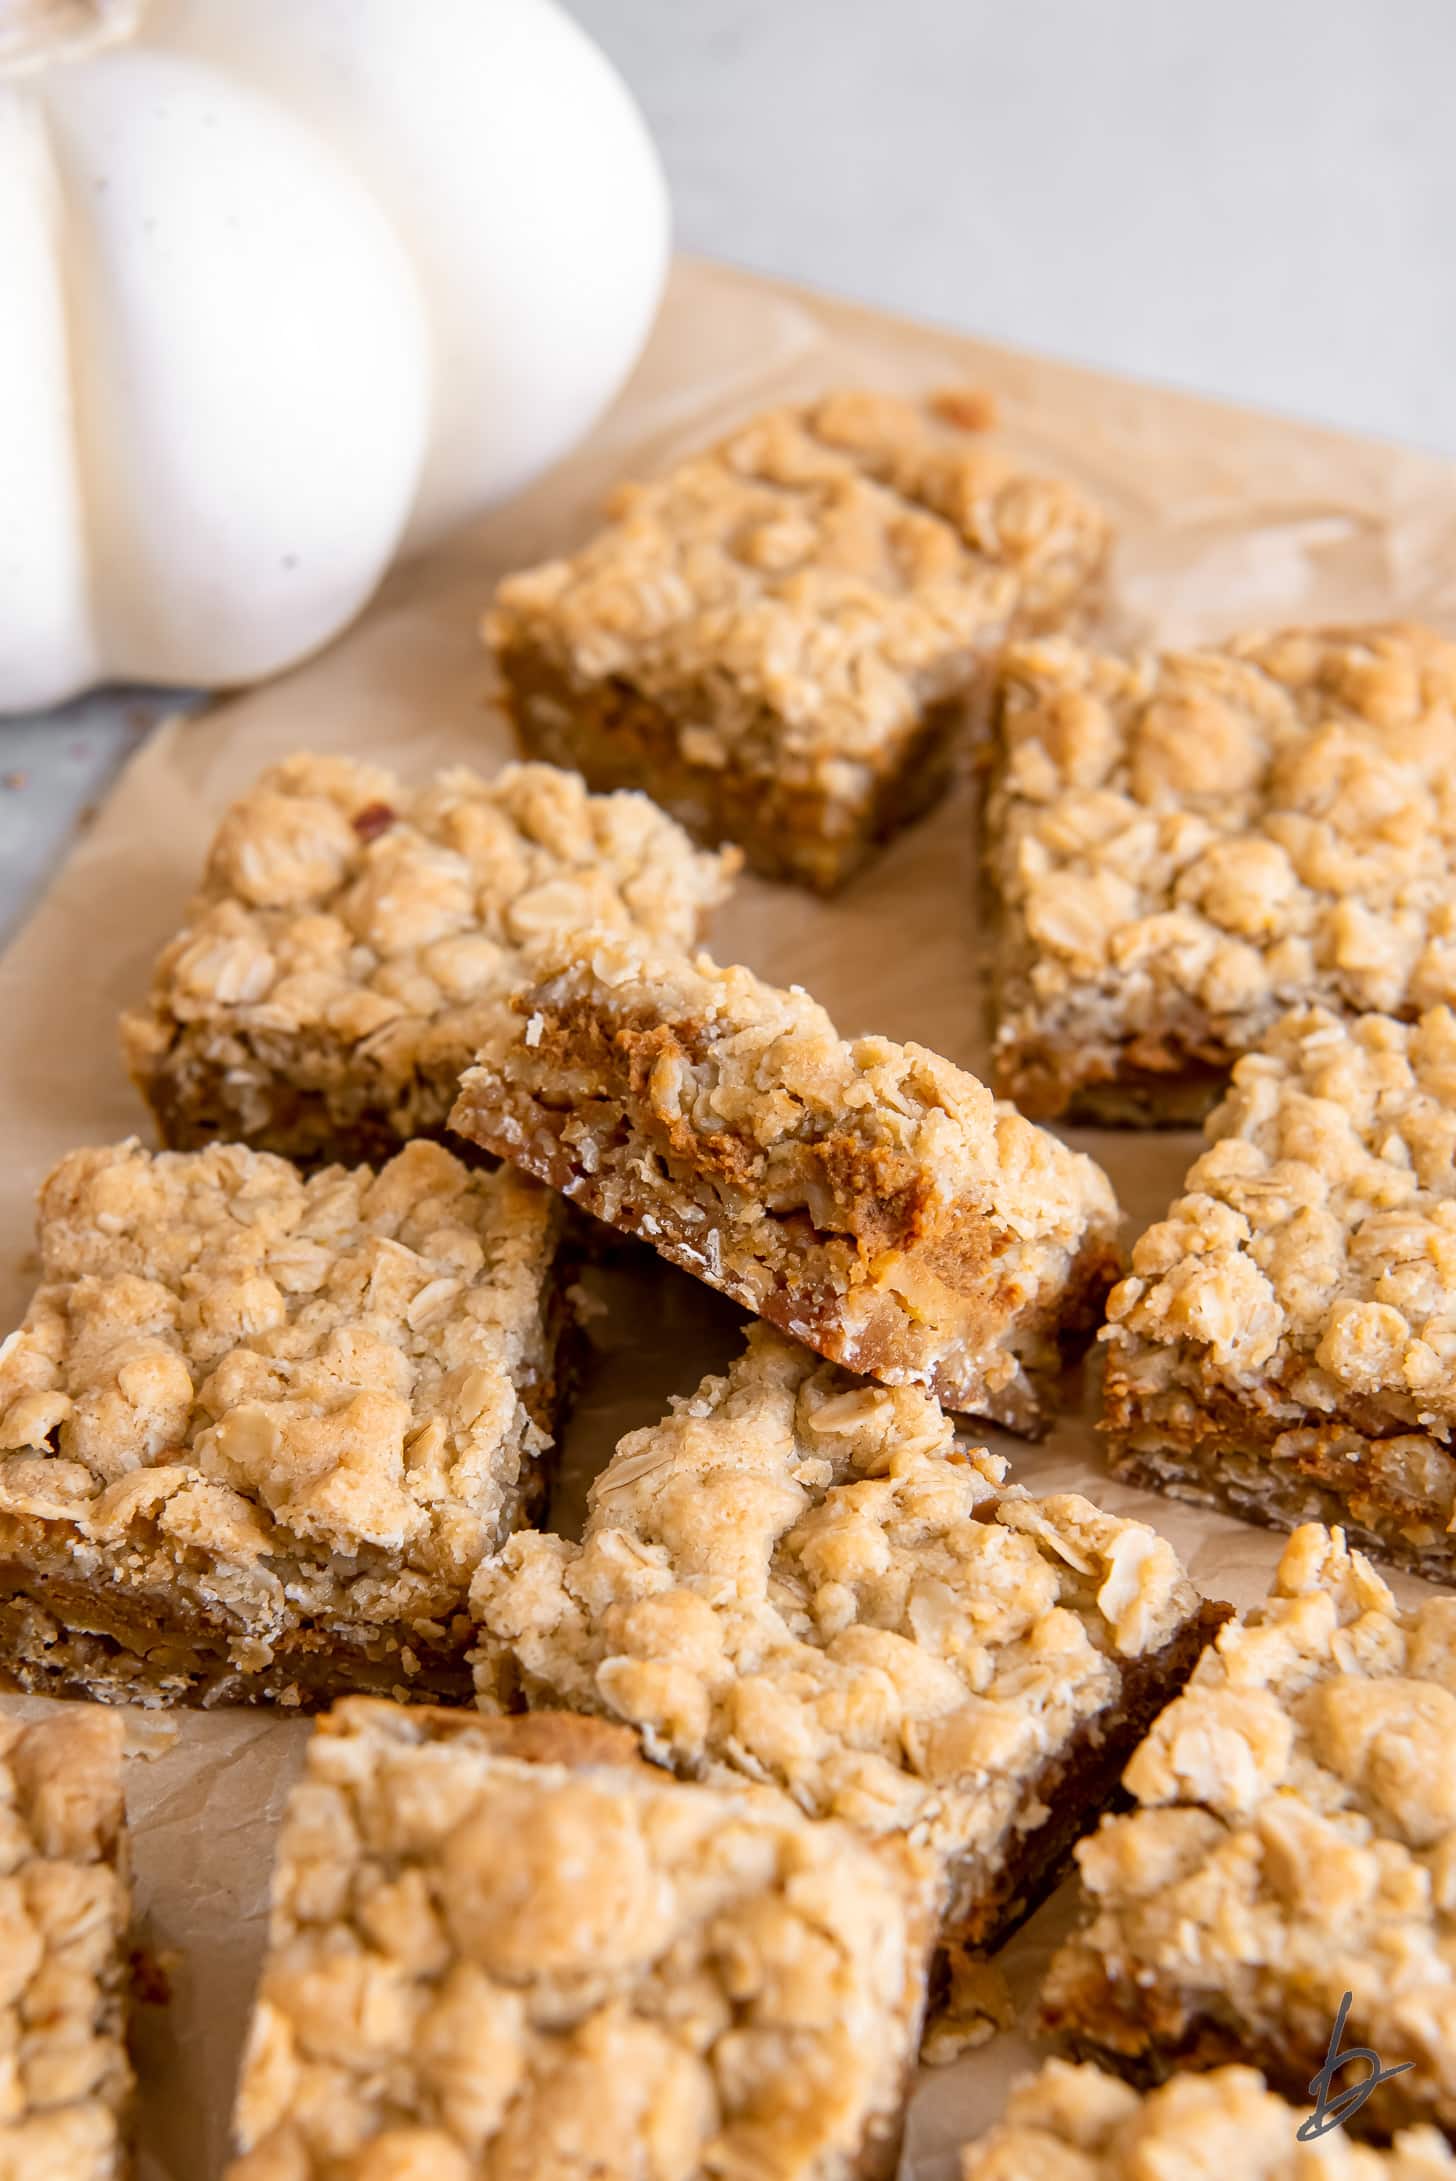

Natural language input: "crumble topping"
[449,930,1120,1420]
[988,623,1456,1087]
[1049,1525,1456,2101]
[226,1697,929,2181]
[0,1139,562,1650]
[486,390,1110,764]
[961,2061,1455,2179]
[120,753,736,1141]
[0,1708,131,2181]
[473,1328,1197,1864]
[1104,1007,1456,1425]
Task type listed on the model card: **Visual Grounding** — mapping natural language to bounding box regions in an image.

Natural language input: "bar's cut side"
[1041,1523,1456,2142]
[1102,1006,1456,1582]
[487,389,1110,893]
[121,752,736,1166]
[473,1327,1224,1960]
[983,622,1456,1122]
[0,1138,567,1708]
[960,2061,1454,2179]
[448,933,1121,1432]
[0,1708,133,2181]
[224,1696,933,2181]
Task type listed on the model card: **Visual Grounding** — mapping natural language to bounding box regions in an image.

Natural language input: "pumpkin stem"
[0,0,143,78]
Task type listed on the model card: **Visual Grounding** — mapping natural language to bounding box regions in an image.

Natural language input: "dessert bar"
[122,752,736,1167]
[983,621,1456,1121]
[0,1138,566,1707]
[224,1696,933,2181]
[0,1707,133,2181]
[1102,1006,1456,1582]
[1041,1523,1456,2140]
[448,932,1121,1432]
[487,389,1110,892]
[960,2061,1454,2179]
[473,1327,1224,1958]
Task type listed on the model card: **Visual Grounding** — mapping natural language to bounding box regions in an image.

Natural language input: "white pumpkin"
[0,0,668,711]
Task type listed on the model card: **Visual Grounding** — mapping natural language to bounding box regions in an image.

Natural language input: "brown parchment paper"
[5,256,1456,2180]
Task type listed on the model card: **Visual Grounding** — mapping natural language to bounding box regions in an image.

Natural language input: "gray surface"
[575,0,1456,452]
[7,0,1455,936]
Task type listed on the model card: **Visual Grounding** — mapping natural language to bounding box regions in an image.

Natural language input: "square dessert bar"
[121,752,736,1167]
[224,1697,934,2181]
[448,932,1121,1433]
[0,1708,133,2181]
[983,621,1456,1122]
[473,1328,1224,1960]
[1040,1524,1456,2140]
[1102,1006,1456,1583]
[0,1137,566,1708]
[961,2062,1456,2179]
[487,389,1110,892]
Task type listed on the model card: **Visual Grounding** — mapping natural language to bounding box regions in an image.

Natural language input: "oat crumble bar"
[0,1707,133,2181]
[1102,1006,1456,1582]
[961,2061,1455,2179]
[448,932,1121,1432]
[0,1138,567,1708]
[472,1328,1223,1959]
[983,623,1456,1122]
[1041,1523,1456,2140]
[487,390,1110,893]
[121,752,736,1167]
[224,1696,934,2181]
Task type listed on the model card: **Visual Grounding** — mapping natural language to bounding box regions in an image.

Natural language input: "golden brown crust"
[1101,1005,1456,1577]
[1042,1523,1456,2141]
[984,623,1456,1120]
[121,752,736,1164]
[0,1708,133,2181]
[226,1692,934,2181]
[0,1139,568,1707]
[473,1327,1211,1961]
[487,390,1109,889]
[961,2060,1456,2177]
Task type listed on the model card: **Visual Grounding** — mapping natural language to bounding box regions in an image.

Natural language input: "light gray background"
[6,0,1455,937]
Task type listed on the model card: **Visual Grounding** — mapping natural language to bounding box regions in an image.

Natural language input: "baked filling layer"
[138,1038,468,1167]
[465,1070,1113,1431]
[451,945,1121,1433]
[503,644,970,893]
[0,1577,478,1711]
[938,1596,1227,1957]
[1039,1954,1449,2144]
[1104,1386,1456,1583]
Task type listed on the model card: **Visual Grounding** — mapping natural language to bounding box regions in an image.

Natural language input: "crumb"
[350,799,397,841]
[128,1944,175,2007]
[564,1279,609,1323]
[922,1953,1015,2064]
[931,385,1000,432]
[3,770,27,792]
[121,1716,181,1761]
